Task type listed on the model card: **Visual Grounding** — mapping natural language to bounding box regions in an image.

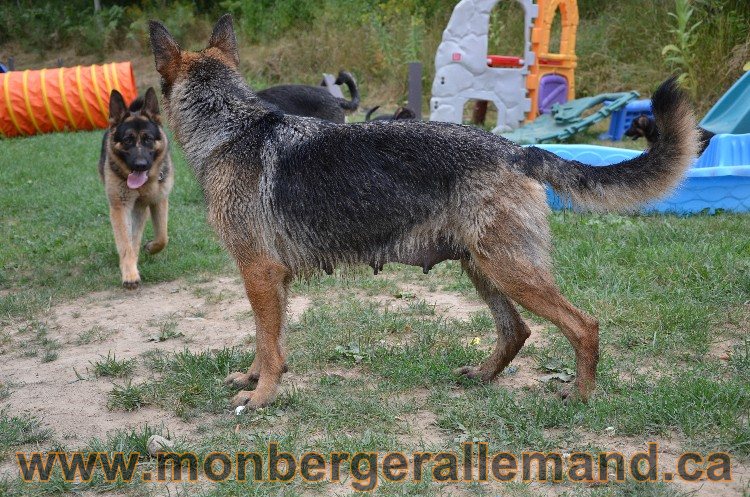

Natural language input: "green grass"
[0,409,52,462]
[91,352,138,378]
[0,130,232,322]
[2,127,749,496]
[106,348,257,418]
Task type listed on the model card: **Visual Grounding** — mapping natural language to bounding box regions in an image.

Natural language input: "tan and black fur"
[148,15,699,409]
[99,88,174,289]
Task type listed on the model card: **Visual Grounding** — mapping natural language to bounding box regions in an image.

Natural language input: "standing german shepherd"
[257,70,360,123]
[99,88,174,289]
[149,15,698,409]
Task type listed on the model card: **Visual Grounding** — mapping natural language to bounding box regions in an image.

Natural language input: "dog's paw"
[231,390,255,409]
[454,365,494,383]
[144,240,165,255]
[122,279,141,290]
[560,382,593,404]
[224,371,255,389]
[231,390,273,410]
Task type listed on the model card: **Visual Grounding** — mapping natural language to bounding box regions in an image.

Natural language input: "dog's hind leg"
[471,251,599,401]
[145,197,169,254]
[455,257,531,382]
[227,255,291,409]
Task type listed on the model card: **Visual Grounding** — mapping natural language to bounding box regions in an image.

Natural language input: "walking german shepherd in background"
[257,70,360,123]
[149,15,698,409]
[99,88,174,289]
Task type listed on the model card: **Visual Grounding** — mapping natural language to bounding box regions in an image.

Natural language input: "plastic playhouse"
[430,0,578,132]
[0,62,137,137]
[526,0,578,121]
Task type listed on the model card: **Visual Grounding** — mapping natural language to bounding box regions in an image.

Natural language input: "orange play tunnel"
[0,62,137,138]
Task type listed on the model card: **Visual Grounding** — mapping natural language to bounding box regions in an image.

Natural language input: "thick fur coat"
[99,88,174,288]
[149,15,698,409]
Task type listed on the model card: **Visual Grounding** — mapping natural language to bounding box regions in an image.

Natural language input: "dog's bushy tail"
[524,78,699,211]
[335,71,360,111]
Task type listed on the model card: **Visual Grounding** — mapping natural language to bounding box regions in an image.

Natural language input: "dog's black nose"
[132,158,150,171]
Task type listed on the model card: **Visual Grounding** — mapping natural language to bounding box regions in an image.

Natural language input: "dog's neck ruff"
[167,74,273,180]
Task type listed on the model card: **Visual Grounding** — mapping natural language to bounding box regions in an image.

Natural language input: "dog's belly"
[367,239,465,275]
[311,236,465,276]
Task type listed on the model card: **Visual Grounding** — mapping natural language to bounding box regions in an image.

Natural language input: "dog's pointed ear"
[149,20,181,80]
[208,14,239,67]
[142,87,161,123]
[108,89,127,125]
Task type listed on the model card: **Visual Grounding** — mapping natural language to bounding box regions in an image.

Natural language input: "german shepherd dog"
[626,113,713,154]
[256,70,359,123]
[98,88,174,289]
[149,15,698,409]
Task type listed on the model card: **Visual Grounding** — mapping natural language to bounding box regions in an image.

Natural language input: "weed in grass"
[0,382,10,400]
[86,424,172,456]
[333,342,372,365]
[141,348,255,418]
[91,352,137,378]
[193,286,234,305]
[75,325,108,345]
[0,408,52,460]
[147,316,184,342]
[40,348,58,363]
[107,380,153,412]
[729,337,750,381]
[15,321,60,363]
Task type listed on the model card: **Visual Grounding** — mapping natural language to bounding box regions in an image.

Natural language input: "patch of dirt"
[370,282,487,320]
[0,277,310,449]
[578,431,750,497]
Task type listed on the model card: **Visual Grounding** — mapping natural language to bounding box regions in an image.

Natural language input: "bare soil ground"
[2,275,748,496]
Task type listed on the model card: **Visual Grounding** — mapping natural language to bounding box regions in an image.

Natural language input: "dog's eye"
[123,136,135,146]
[142,135,153,144]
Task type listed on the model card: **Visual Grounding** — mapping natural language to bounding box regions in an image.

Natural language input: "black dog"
[626,114,713,154]
[365,105,416,121]
[257,71,359,123]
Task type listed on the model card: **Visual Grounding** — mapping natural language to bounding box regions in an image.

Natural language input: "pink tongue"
[127,171,149,189]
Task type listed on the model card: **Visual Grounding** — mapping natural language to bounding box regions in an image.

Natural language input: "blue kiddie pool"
[537,133,750,213]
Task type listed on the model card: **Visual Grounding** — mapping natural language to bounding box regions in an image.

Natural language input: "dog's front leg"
[130,203,150,257]
[109,202,140,289]
[229,256,290,409]
[145,197,169,254]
